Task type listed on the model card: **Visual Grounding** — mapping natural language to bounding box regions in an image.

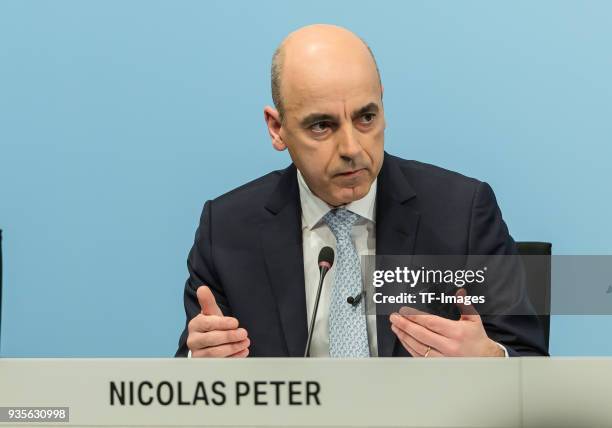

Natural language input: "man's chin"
[331,185,370,206]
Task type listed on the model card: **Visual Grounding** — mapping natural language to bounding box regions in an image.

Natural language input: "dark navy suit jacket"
[176,153,548,357]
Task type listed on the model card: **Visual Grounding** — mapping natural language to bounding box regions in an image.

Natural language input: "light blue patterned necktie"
[323,208,370,358]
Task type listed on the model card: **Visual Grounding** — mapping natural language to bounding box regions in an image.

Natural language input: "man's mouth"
[336,168,366,177]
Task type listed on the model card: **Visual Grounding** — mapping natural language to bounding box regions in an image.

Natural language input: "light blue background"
[1,1,610,357]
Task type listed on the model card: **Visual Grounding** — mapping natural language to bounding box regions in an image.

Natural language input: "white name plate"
[0,358,610,427]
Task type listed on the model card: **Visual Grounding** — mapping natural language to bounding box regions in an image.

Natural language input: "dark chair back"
[516,241,551,351]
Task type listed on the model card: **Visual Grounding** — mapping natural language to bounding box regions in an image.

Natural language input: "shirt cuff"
[496,342,509,358]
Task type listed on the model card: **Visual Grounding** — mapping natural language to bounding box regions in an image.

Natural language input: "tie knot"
[323,208,359,239]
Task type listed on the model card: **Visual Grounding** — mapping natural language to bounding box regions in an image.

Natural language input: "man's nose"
[337,123,362,162]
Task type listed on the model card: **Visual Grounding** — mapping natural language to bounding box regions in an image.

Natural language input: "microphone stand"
[304,265,329,357]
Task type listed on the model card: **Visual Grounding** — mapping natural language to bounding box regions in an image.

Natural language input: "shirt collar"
[297,168,377,230]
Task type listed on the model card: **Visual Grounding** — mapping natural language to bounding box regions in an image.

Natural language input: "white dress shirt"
[298,170,379,357]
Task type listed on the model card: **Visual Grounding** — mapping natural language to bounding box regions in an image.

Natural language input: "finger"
[197,286,223,316]
[392,325,443,357]
[398,336,419,357]
[423,347,443,357]
[455,288,480,321]
[229,348,250,358]
[390,313,452,354]
[398,306,429,317]
[188,314,239,333]
[187,328,248,349]
[192,338,250,358]
[399,337,443,358]
[390,324,429,356]
[397,307,456,336]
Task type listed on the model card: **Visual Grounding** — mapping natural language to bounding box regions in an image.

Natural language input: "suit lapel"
[375,153,421,357]
[261,164,308,357]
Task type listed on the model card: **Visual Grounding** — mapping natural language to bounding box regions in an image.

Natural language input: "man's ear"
[264,106,286,151]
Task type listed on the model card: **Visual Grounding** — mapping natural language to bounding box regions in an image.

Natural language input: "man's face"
[275,46,385,206]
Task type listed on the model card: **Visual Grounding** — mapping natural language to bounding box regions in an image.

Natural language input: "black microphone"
[347,291,364,306]
[304,246,334,357]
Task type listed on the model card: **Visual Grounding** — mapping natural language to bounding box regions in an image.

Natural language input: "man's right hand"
[187,286,250,357]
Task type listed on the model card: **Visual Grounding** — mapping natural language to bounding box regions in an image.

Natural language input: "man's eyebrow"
[299,103,380,127]
[351,102,379,119]
[300,113,339,128]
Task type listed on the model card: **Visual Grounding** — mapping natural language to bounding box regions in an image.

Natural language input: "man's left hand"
[389,288,505,357]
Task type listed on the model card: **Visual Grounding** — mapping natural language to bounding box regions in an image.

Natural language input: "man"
[175,24,547,358]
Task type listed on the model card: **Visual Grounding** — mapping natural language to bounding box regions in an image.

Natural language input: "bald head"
[271,24,381,121]
[263,24,385,207]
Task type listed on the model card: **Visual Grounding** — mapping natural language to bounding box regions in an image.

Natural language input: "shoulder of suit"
[389,155,483,192]
[205,166,289,213]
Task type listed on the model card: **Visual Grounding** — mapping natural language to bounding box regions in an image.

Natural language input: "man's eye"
[359,113,376,124]
[310,122,330,133]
